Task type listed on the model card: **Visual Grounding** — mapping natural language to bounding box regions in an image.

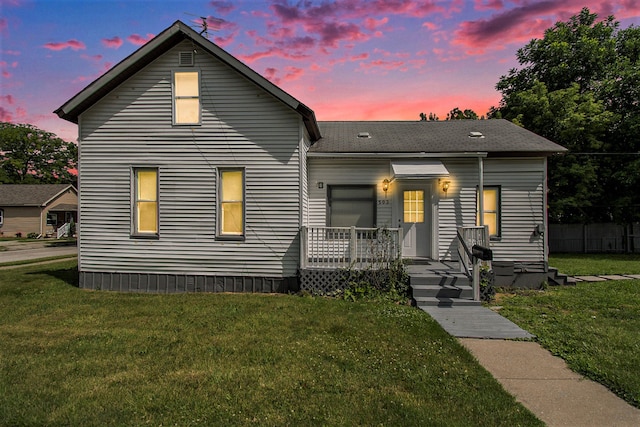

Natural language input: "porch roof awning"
[390,160,449,180]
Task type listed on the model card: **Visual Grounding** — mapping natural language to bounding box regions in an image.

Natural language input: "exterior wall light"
[382,178,390,193]
[442,180,450,194]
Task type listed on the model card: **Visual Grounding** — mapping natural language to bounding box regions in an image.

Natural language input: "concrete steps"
[409,266,480,307]
[547,267,572,286]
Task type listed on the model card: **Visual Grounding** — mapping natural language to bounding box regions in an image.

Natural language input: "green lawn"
[549,253,640,275]
[0,261,541,426]
[495,279,640,408]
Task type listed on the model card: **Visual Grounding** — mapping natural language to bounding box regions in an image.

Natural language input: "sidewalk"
[0,239,77,264]
[461,339,640,427]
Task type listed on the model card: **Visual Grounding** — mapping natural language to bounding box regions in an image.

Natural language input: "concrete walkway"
[461,339,640,427]
[420,305,534,339]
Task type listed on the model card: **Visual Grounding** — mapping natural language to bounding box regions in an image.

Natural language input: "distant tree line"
[0,122,77,185]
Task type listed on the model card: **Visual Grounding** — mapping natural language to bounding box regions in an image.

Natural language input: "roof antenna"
[184,13,223,39]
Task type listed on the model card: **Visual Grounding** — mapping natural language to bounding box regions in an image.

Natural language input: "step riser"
[414,298,481,307]
[410,276,469,287]
[412,287,474,299]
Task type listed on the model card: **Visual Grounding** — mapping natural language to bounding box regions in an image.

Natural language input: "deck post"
[350,226,357,267]
[300,226,307,269]
[472,258,480,301]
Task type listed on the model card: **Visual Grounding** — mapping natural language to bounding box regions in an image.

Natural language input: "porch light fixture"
[382,178,390,194]
[442,180,450,194]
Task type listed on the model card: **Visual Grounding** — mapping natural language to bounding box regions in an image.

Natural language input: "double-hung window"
[173,70,200,125]
[218,169,245,238]
[0,209,4,226]
[328,185,376,228]
[133,168,159,237]
[477,186,501,238]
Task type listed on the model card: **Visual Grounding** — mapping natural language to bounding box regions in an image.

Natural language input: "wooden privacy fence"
[300,226,402,270]
[549,223,640,253]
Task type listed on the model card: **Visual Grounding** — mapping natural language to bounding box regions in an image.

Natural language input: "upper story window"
[173,71,200,125]
[133,168,159,237]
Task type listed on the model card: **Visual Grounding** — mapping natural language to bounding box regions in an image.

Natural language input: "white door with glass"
[397,184,430,258]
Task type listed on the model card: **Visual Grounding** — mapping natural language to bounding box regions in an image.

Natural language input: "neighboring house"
[55,20,565,292]
[0,184,78,237]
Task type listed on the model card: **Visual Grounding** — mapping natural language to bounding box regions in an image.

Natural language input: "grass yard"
[0,261,541,426]
[494,280,640,408]
[549,253,640,276]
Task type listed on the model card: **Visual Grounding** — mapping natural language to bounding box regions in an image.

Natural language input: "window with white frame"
[133,168,159,237]
[0,209,3,226]
[477,186,501,238]
[328,185,376,228]
[218,169,245,238]
[173,70,200,125]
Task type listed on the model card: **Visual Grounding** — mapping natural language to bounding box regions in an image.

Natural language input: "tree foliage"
[495,8,640,223]
[0,122,77,184]
[446,107,479,120]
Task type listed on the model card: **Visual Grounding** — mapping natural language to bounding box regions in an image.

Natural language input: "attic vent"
[178,51,195,67]
[357,132,371,138]
[469,131,485,139]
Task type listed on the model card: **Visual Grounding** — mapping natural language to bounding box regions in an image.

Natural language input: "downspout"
[478,156,484,227]
[543,157,549,270]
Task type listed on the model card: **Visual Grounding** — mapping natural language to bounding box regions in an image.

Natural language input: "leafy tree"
[446,107,478,120]
[0,122,77,184]
[495,8,640,224]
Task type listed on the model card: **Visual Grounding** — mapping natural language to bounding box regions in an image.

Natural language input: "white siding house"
[56,20,565,292]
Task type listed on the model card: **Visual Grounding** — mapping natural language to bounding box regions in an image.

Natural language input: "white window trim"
[131,167,160,239]
[478,185,501,239]
[172,69,201,126]
[0,208,3,226]
[217,168,246,240]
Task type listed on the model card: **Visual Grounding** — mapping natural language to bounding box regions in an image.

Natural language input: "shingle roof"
[0,184,76,207]
[311,120,566,156]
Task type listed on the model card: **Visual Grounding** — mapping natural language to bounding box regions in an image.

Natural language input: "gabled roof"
[0,184,77,207]
[311,120,566,156]
[54,20,321,141]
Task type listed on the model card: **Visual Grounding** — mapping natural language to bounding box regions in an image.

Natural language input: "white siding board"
[78,40,303,277]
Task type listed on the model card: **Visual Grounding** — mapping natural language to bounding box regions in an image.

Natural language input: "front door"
[397,183,430,258]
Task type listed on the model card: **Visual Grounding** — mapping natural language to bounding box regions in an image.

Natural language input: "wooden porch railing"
[57,222,71,239]
[457,225,490,302]
[300,226,402,270]
[456,225,490,275]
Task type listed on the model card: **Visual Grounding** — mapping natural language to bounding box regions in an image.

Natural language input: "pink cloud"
[267,0,446,53]
[238,47,310,63]
[81,54,103,62]
[474,0,504,11]
[363,17,388,31]
[43,39,86,51]
[0,107,13,122]
[452,0,636,53]
[102,36,123,49]
[1,50,20,56]
[360,59,406,71]
[0,17,7,32]
[0,94,15,105]
[209,0,235,15]
[127,33,154,46]
[283,66,304,81]
[422,21,438,30]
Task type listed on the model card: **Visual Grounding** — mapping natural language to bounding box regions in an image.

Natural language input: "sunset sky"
[1,0,640,142]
